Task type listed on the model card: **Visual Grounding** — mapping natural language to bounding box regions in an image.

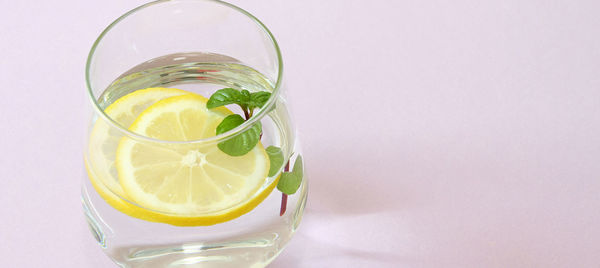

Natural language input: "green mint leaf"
[215,114,246,135]
[266,146,284,177]
[206,88,242,109]
[216,114,262,156]
[277,155,303,195]
[240,89,251,102]
[248,91,272,110]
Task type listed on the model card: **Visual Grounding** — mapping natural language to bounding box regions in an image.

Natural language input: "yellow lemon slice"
[87,88,188,197]
[114,94,274,226]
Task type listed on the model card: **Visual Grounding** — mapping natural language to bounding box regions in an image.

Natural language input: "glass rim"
[85,0,283,145]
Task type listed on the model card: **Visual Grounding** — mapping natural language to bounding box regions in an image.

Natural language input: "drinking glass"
[82,1,307,267]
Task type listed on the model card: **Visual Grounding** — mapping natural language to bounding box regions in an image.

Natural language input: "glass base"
[82,176,307,267]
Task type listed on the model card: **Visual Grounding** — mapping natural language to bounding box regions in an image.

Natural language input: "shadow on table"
[304,145,417,216]
[270,232,405,268]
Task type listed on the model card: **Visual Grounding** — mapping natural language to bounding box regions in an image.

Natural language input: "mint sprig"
[266,146,303,195]
[207,88,303,216]
[207,88,271,157]
[277,156,303,195]
[207,88,271,120]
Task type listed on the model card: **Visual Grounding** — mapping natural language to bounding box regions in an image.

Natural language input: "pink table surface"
[1,0,599,267]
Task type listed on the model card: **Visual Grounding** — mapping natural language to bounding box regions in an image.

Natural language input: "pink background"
[1,0,599,267]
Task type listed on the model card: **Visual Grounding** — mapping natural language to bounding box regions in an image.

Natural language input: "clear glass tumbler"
[82,1,307,267]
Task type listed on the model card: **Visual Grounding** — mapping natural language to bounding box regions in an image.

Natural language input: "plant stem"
[279,159,291,216]
[242,107,250,120]
[280,193,288,216]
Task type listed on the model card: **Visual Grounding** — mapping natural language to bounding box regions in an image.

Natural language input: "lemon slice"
[87,88,188,197]
[115,94,274,225]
